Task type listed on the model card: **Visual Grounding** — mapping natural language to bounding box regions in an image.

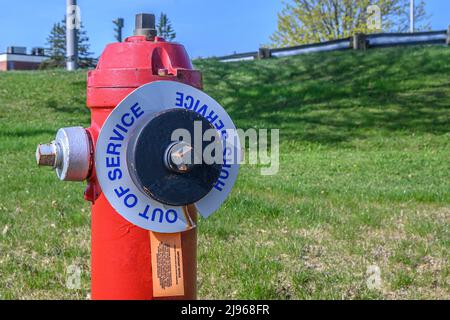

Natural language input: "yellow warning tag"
[150,232,185,297]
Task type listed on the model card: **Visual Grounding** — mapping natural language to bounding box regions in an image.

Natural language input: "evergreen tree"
[76,20,96,68]
[113,18,124,42]
[42,21,66,69]
[157,13,176,41]
[42,17,96,69]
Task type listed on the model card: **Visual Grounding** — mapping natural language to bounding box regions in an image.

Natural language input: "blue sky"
[0,0,449,58]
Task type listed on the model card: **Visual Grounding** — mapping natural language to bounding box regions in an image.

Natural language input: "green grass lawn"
[0,46,449,299]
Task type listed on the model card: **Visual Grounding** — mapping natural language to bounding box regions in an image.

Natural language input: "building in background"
[0,46,48,71]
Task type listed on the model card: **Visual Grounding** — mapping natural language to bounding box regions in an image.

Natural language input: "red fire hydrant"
[36,13,240,300]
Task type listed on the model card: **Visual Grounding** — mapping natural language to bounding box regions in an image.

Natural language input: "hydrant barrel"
[86,29,203,300]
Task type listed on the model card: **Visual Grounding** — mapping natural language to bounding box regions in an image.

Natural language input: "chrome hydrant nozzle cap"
[36,127,90,181]
[36,142,57,167]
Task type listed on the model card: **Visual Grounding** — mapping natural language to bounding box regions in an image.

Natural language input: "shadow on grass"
[0,128,56,138]
[46,98,87,115]
[196,46,450,145]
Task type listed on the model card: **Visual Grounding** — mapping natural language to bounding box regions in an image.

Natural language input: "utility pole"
[410,0,415,33]
[113,18,124,42]
[66,0,79,71]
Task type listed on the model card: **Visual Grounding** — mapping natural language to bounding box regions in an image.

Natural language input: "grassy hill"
[0,46,449,299]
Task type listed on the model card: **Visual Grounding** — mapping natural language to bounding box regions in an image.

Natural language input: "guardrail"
[366,30,448,47]
[217,51,258,63]
[216,28,450,62]
[269,37,352,58]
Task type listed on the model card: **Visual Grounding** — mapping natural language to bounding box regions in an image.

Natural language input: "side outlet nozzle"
[36,127,91,181]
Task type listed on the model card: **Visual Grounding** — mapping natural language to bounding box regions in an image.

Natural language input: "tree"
[113,18,124,42]
[42,17,96,69]
[75,20,96,68]
[42,21,65,69]
[270,0,430,47]
[397,0,430,32]
[157,13,176,41]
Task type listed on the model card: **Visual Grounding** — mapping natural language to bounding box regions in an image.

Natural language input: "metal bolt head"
[36,142,57,167]
[171,145,193,172]
[165,142,196,174]
[135,13,155,29]
[134,13,156,38]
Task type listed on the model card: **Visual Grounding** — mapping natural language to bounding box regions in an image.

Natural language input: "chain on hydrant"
[36,13,240,300]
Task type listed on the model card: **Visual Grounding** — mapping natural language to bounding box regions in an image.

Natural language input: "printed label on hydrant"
[150,232,185,297]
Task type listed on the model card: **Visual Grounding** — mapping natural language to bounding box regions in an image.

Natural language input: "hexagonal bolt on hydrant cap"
[134,13,157,38]
[36,142,58,167]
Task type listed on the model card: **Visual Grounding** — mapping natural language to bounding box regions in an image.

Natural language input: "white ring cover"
[95,81,241,233]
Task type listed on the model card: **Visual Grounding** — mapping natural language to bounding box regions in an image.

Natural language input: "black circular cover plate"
[127,108,223,206]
